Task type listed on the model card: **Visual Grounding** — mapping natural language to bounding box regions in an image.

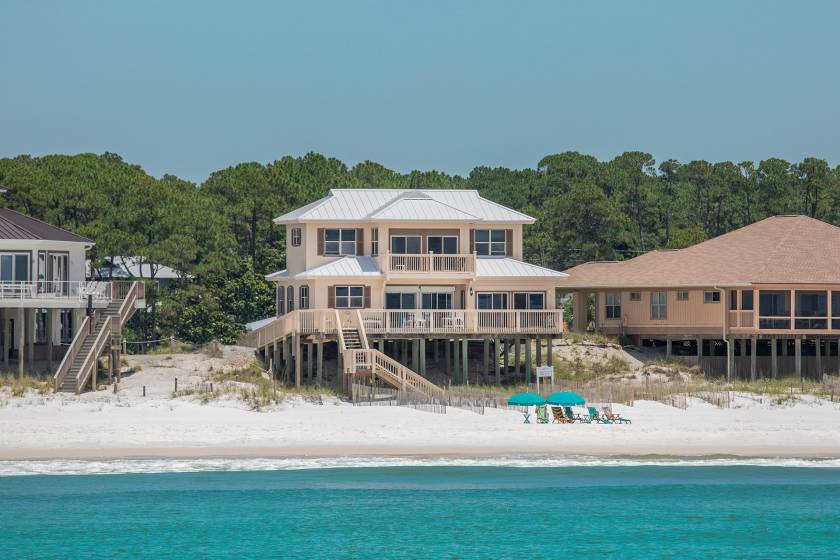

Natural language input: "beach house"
[0,208,145,392]
[244,189,567,395]
[558,215,840,380]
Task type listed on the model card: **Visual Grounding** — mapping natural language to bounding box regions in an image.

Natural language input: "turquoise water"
[2,465,840,558]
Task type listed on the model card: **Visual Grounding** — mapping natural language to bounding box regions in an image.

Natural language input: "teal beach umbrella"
[546,391,585,406]
[507,392,546,406]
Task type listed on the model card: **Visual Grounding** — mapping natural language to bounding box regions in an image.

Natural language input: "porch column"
[815,339,822,377]
[482,339,490,382]
[306,342,313,381]
[3,309,8,370]
[546,338,553,366]
[272,340,279,376]
[294,334,301,388]
[536,338,542,367]
[444,339,451,376]
[494,338,501,384]
[26,309,34,371]
[665,338,672,358]
[46,309,55,372]
[503,339,509,375]
[514,338,521,379]
[750,337,757,381]
[771,337,778,379]
[696,338,702,360]
[795,338,802,379]
[18,308,24,377]
[411,339,419,372]
[419,338,426,376]
[572,292,587,332]
[282,336,290,383]
[525,337,532,384]
[726,337,734,381]
[461,339,468,383]
[452,338,460,383]
[316,341,323,385]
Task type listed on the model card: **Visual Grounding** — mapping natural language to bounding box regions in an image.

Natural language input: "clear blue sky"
[1,0,838,181]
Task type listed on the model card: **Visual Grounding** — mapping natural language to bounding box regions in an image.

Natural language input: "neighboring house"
[88,256,187,289]
[246,189,567,393]
[0,208,144,392]
[558,215,840,380]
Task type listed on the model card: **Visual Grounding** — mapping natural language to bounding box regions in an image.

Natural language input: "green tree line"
[0,150,837,343]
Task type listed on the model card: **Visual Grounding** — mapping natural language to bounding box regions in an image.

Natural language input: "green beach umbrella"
[546,391,585,406]
[507,392,546,406]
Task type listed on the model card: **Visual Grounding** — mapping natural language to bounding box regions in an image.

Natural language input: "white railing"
[359,309,563,335]
[240,309,340,348]
[0,281,111,302]
[377,252,476,274]
[73,315,112,394]
[343,348,445,400]
[53,314,92,391]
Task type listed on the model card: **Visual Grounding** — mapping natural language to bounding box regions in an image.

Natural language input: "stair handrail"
[117,281,139,326]
[354,309,370,349]
[335,309,347,351]
[53,314,91,392]
[74,315,112,394]
[370,348,445,400]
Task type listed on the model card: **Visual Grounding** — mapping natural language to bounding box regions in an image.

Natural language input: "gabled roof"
[559,215,840,288]
[295,256,382,279]
[0,208,92,243]
[275,189,534,223]
[476,257,569,278]
[265,269,289,281]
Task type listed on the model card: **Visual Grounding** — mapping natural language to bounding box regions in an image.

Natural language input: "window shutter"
[505,229,513,256]
[317,228,325,256]
[469,230,475,253]
[328,286,335,308]
[356,228,364,256]
[363,286,371,308]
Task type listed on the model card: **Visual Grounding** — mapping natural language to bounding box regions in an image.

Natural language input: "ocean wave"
[2,455,840,476]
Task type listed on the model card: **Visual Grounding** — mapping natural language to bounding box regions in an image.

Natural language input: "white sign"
[536,366,554,379]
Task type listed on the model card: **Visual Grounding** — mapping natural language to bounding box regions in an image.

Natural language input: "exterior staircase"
[341,328,363,349]
[54,281,144,394]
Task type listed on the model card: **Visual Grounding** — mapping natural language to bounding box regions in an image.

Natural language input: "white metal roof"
[275,189,534,223]
[475,257,568,278]
[295,256,383,279]
[88,257,187,280]
[246,316,277,331]
[265,269,289,280]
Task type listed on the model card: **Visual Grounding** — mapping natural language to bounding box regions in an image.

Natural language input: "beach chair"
[567,406,591,423]
[603,406,631,424]
[588,406,611,424]
[550,406,570,424]
[535,406,549,424]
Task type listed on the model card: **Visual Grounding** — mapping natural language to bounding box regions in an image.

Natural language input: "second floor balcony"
[374,251,476,277]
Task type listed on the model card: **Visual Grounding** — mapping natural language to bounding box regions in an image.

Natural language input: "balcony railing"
[0,281,112,302]
[375,252,476,275]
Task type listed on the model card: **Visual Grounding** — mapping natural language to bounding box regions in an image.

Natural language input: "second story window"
[650,291,667,320]
[605,293,621,319]
[704,291,721,304]
[325,229,356,256]
[335,286,365,308]
[371,228,379,257]
[391,235,421,254]
[287,285,294,312]
[474,230,506,256]
[630,292,641,301]
[299,285,309,309]
[291,228,302,247]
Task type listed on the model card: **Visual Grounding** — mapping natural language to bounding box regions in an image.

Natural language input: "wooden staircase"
[54,281,144,394]
[341,328,363,349]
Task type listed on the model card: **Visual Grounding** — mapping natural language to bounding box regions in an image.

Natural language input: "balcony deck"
[374,252,476,278]
[0,281,114,308]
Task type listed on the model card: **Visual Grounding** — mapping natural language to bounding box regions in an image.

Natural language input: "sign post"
[536,365,554,394]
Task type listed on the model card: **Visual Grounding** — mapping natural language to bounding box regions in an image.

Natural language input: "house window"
[390,235,421,254]
[474,230,506,256]
[704,291,721,304]
[676,291,689,301]
[629,292,641,301]
[276,286,285,316]
[650,291,667,320]
[422,292,453,309]
[513,292,545,310]
[287,286,295,312]
[427,236,458,254]
[291,228,302,247]
[741,290,753,311]
[35,310,47,344]
[299,285,309,310]
[335,286,364,308]
[0,253,29,282]
[385,292,416,310]
[477,292,508,310]
[371,229,379,257]
[325,229,356,256]
[605,293,621,319]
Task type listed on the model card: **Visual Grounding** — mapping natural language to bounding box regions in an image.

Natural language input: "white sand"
[2,348,840,461]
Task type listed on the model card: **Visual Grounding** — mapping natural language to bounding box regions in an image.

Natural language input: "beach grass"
[0,374,52,397]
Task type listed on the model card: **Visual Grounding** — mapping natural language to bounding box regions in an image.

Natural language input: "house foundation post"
[411,339,419,372]
[316,341,323,385]
[444,339,451,376]
[419,338,426,376]
[514,338,521,380]
[795,338,802,379]
[461,338,468,384]
[750,337,757,381]
[494,338,501,384]
[525,337,532,384]
[771,337,778,379]
[18,308,24,377]
[294,335,301,388]
[483,339,490,383]
[816,339,823,377]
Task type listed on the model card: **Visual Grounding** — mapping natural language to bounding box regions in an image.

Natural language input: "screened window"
[650,291,667,320]
[0,253,29,282]
[477,292,508,310]
[427,236,458,254]
[513,292,545,310]
[474,230,506,256]
[422,292,452,309]
[832,291,840,329]
[676,291,689,301]
[276,286,285,316]
[291,228,302,247]
[336,286,364,308]
[325,229,356,256]
[299,285,309,309]
[390,236,421,254]
[287,286,294,312]
[759,290,790,316]
[704,291,721,303]
[605,293,621,319]
[630,292,641,301]
[741,290,753,311]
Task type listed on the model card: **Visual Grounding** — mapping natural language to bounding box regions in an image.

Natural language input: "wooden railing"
[241,309,340,348]
[53,315,92,391]
[73,315,112,394]
[343,348,445,401]
[376,252,476,275]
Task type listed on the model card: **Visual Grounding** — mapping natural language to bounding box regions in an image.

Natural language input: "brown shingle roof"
[0,208,92,243]
[559,215,840,288]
